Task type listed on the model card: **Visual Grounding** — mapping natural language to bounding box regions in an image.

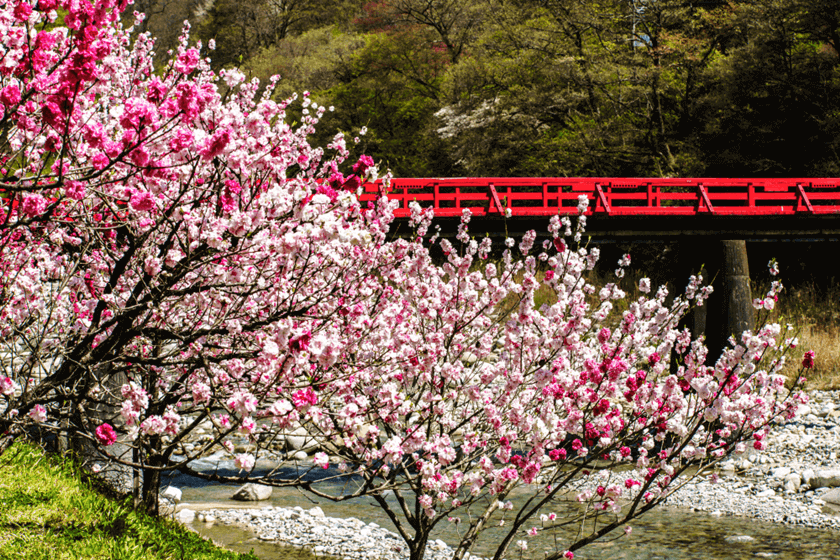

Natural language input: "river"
[169,471,840,560]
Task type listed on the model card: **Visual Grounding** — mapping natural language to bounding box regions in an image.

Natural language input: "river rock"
[784,473,801,493]
[810,469,840,489]
[771,466,792,479]
[461,352,478,365]
[231,483,273,501]
[176,508,195,523]
[802,468,815,487]
[821,488,840,505]
[724,535,755,543]
[309,506,325,518]
[162,486,182,502]
[285,427,320,453]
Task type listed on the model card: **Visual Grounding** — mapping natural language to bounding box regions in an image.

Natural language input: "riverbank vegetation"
[0,441,257,560]
[127,0,840,180]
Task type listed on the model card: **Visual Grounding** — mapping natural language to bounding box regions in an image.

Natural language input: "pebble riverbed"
[177,390,840,560]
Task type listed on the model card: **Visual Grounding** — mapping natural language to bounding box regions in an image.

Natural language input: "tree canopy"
[134,0,833,177]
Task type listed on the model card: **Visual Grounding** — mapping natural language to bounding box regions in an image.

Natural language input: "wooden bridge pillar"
[684,240,754,363]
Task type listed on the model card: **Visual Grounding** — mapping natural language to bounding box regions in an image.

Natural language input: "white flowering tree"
[0,1,808,559]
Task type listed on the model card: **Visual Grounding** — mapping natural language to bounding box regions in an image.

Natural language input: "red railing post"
[796,184,814,213]
[595,183,611,214]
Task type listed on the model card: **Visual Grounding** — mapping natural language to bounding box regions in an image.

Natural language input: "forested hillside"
[136,0,840,178]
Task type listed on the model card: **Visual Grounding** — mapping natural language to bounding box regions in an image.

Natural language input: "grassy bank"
[0,441,258,560]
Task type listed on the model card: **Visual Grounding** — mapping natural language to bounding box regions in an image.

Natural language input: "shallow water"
[172,471,840,560]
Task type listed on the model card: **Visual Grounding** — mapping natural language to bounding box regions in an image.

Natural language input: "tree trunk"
[408,530,430,560]
[697,239,754,362]
[141,444,163,516]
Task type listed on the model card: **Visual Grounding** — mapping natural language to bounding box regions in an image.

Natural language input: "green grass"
[0,441,258,560]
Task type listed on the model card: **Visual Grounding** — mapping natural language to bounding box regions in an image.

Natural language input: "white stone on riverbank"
[194,505,479,560]
[231,483,273,501]
[162,486,182,502]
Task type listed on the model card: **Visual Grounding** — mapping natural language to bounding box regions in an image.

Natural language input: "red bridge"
[360,178,840,240]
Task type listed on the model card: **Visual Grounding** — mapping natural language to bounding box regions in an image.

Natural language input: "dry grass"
[784,324,840,390]
[758,281,840,390]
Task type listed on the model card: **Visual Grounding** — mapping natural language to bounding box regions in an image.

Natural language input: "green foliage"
[0,442,258,560]
[177,0,840,177]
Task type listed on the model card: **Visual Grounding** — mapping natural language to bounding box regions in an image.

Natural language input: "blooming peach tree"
[0,0,389,507]
[0,1,808,559]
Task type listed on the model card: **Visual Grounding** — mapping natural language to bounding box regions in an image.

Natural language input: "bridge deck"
[358,178,840,239]
[359,178,840,217]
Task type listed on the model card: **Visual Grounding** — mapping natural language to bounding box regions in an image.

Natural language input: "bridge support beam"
[687,240,755,363]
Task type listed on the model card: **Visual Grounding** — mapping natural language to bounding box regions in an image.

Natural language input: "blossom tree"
[0,1,808,559]
[0,0,390,509]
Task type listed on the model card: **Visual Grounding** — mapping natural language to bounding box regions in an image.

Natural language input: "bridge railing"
[359,178,840,218]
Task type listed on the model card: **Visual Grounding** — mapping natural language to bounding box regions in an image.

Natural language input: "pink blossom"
[147,77,168,103]
[314,452,329,469]
[95,423,117,446]
[120,401,141,426]
[227,391,258,415]
[200,127,232,160]
[802,350,815,369]
[91,152,109,170]
[328,172,345,190]
[129,191,155,212]
[352,154,374,175]
[597,327,611,343]
[1,376,16,396]
[175,82,200,122]
[28,404,47,423]
[235,453,255,471]
[549,448,567,461]
[316,182,338,202]
[220,192,236,213]
[64,181,85,200]
[291,387,318,408]
[162,408,180,435]
[0,84,20,106]
[175,48,201,74]
[120,97,157,130]
[20,194,48,217]
[140,415,167,435]
[169,128,194,152]
[13,1,31,21]
[192,382,211,404]
[239,417,256,434]
[289,332,311,353]
[143,256,162,277]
